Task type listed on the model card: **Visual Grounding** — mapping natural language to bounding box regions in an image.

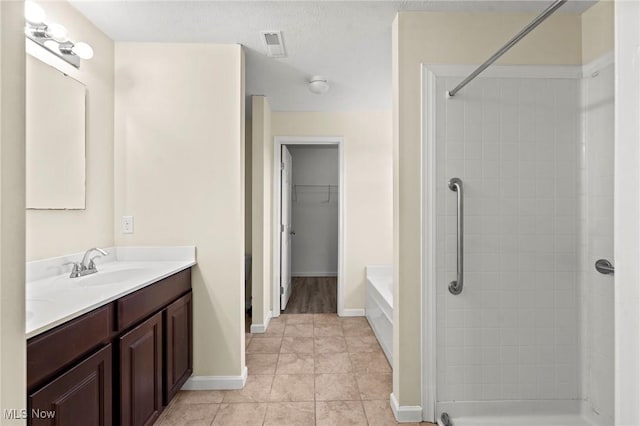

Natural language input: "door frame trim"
[272,136,345,317]
[614,2,640,423]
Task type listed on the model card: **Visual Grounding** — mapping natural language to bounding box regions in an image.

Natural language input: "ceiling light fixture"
[24,1,93,68]
[308,76,330,95]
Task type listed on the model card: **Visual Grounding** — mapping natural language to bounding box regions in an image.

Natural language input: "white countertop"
[26,246,196,339]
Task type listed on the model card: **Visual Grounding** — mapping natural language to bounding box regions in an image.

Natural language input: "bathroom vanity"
[25,247,196,426]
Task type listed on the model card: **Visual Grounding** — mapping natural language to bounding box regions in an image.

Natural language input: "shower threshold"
[435,401,610,426]
[437,414,599,426]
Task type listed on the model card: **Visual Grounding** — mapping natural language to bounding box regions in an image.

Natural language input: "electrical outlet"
[122,216,134,234]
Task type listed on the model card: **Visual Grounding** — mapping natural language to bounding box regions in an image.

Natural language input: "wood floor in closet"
[282,277,337,314]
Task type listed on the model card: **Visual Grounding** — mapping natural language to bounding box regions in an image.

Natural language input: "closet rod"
[293,184,338,187]
[447,0,567,97]
[293,184,338,203]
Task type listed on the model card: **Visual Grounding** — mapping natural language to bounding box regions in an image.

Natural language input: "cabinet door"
[29,344,112,426]
[164,292,193,403]
[119,312,162,426]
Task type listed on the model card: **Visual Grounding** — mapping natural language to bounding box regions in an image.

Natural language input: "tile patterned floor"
[155,313,436,426]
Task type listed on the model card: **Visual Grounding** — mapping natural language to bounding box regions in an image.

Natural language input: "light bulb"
[24,1,45,23]
[47,23,68,43]
[71,42,93,60]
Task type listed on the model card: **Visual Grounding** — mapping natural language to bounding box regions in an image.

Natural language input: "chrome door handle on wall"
[595,259,614,275]
[448,177,464,295]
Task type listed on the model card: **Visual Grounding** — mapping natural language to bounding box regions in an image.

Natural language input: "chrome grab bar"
[448,177,464,295]
[595,259,614,275]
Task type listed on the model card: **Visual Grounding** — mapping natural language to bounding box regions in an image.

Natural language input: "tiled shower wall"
[434,75,581,402]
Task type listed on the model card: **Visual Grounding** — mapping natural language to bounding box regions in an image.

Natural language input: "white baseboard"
[182,366,248,390]
[340,308,365,317]
[250,310,273,333]
[291,272,338,277]
[390,393,423,423]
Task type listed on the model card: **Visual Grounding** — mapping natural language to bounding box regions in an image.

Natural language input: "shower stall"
[420,6,615,425]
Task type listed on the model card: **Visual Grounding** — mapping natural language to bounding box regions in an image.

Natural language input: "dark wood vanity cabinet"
[27,268,192,426]
[29,344,112,426]
[27,304,114,391]
[119,312,163,426]
[164,292,193,403]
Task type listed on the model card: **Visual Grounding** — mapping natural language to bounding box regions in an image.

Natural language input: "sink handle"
[62,261,82,278]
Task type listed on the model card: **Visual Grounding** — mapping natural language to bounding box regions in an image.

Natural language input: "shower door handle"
[448,177,464,295]
[595,259,614,275]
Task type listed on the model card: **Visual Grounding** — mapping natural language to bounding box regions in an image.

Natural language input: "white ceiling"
[70,0,595,112]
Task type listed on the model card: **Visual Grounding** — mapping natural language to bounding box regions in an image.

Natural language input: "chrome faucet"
[66,247,108,278]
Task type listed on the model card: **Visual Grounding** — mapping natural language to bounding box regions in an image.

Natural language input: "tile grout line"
[180,314,395,426]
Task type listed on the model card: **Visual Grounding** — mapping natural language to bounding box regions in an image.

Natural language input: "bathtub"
[365,265,393,364]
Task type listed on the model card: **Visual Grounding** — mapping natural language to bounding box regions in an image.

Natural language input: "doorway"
[273,137,344,317]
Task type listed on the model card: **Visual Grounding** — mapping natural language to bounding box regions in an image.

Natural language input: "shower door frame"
[420,63,585,423]
[421,64,439,423]
[614,3,640,424]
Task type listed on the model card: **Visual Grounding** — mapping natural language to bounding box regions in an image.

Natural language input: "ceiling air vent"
[261,31,286,58]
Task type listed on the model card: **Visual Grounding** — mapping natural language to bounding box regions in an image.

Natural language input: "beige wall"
[25,1,114,261]
[0,0,27,420]
[251,96,273,326]
[392,11,583,406]
[271,111,393,311]
[582,0,614,63]
[115,43,246,377]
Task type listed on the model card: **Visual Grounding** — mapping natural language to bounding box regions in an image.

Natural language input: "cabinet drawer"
[27,304,114,391]
[29,344,112,426]
[116,269,191,331]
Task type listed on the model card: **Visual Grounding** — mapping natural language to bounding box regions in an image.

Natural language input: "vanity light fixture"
[46,23,69,43]
[59,42,94,60]
[24,1,93,68]
[308,76,330,95]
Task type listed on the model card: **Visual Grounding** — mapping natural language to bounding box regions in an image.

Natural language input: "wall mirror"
[26,54,86,210]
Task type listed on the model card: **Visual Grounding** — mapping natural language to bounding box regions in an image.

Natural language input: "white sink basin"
[26,248,196,339]
[74,268,149,286]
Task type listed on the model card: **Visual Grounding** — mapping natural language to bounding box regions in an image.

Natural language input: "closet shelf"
[292,184,339,203]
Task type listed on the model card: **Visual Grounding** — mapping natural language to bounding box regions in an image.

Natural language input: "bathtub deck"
[365,266,394,365]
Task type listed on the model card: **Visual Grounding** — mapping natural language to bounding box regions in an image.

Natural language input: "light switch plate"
[122,216,134,234]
